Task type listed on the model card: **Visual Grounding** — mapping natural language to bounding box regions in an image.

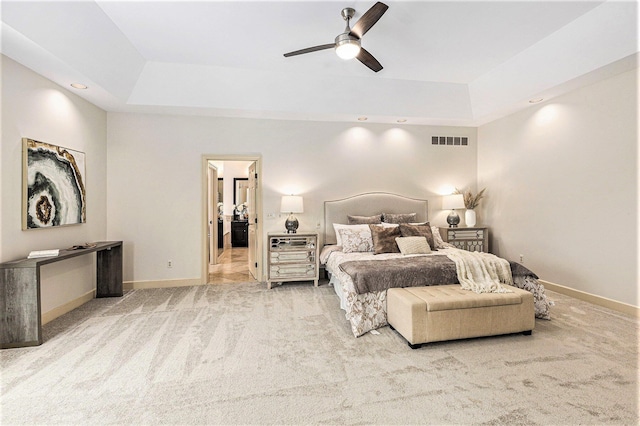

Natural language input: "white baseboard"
[540,279,640,319]
[124,278,203,291]
[41,289,96,325]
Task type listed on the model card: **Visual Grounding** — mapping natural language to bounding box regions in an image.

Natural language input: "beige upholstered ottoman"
[387,285,534,349]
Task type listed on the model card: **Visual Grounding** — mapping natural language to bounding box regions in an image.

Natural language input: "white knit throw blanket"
[446,249,513,294]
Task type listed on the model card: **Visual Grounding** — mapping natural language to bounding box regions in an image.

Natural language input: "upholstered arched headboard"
[323,192,428,246]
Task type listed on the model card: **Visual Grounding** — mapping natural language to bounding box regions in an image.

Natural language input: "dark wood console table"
[0,241,123,349]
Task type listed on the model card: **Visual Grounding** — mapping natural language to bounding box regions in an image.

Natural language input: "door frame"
[207,163,218,265]
[201,154,263,284]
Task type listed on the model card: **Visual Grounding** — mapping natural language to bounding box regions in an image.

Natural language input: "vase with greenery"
[455,188,486,226]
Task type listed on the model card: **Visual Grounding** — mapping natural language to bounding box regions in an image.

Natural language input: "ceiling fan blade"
[284,43,335,57]
[356,48,383,72]
[350,2,389,39]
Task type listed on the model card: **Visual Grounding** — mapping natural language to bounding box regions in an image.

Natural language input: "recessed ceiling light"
[396,119,407,123]
[357,117,368,121]
[70,83,88,89]
[529,98,544,103]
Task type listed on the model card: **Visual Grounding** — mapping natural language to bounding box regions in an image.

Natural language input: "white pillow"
[379,222,399,228]
[395,236,432,255]
[339,228,374,253]
[333,223,371,246]
[431,226,449,249]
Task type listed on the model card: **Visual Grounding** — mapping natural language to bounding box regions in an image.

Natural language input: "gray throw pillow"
[399,223,436,251]
[382,213,417,224]
[369,224,401,254]
[348,214,382,225]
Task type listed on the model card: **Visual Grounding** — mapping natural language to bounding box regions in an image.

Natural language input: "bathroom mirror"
[217,178,223,203]
[234,178,249,206]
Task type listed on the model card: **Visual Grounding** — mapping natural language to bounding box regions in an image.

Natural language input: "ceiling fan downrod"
[341,7,356,31]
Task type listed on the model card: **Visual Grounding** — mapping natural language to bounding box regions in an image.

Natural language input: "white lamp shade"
[442,194,465,210]
[335,41,361,60]
[281,195,303,213]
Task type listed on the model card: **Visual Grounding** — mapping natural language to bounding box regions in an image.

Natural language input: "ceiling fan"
[283,2,389,72]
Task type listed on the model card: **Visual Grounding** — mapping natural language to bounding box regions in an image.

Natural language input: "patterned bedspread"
[323,247,553,337]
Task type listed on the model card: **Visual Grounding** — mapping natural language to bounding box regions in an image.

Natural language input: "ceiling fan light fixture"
[283,2,388,72]
[335,34,361,60]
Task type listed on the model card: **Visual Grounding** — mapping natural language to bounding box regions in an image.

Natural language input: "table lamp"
[442,194,465,228]
[280,195,303,233]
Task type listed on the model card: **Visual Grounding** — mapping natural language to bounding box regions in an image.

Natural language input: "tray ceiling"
[1,1,637,125]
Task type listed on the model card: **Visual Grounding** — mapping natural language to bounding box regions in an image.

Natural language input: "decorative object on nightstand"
[280,195,303,233]
[442,194,465,228]
[455,187,486,227]
[465,209,477,227]
[267,232,319,289]
[446,227,489,252]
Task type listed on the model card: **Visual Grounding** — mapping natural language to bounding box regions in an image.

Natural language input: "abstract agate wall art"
[22,138,86,229]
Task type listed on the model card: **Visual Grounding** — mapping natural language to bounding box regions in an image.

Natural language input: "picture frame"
[22,138,86,229]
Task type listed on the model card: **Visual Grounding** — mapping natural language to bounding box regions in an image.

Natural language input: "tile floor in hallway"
[208,247,257,284]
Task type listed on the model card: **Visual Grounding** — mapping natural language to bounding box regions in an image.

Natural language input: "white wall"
[4,50,636,313]
[478,68,638,307]
[1,56,108,313]
[106,113,477,283]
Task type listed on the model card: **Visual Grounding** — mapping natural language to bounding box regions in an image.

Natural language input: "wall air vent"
[432,136,468,146]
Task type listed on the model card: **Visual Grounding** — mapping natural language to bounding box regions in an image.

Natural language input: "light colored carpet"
[1,281,638,425]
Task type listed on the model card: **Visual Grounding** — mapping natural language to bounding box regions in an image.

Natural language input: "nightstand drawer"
[448,229,484,240]
[270,235,316,251]
[269,263,316,278]
[270,251,315,263]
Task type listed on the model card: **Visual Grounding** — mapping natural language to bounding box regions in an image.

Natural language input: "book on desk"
[27,249,60,259]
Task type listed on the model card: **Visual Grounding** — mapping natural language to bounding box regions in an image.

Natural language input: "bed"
[320,192,553,337]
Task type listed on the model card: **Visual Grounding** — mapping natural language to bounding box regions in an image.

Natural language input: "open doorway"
[201,155,262,285]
